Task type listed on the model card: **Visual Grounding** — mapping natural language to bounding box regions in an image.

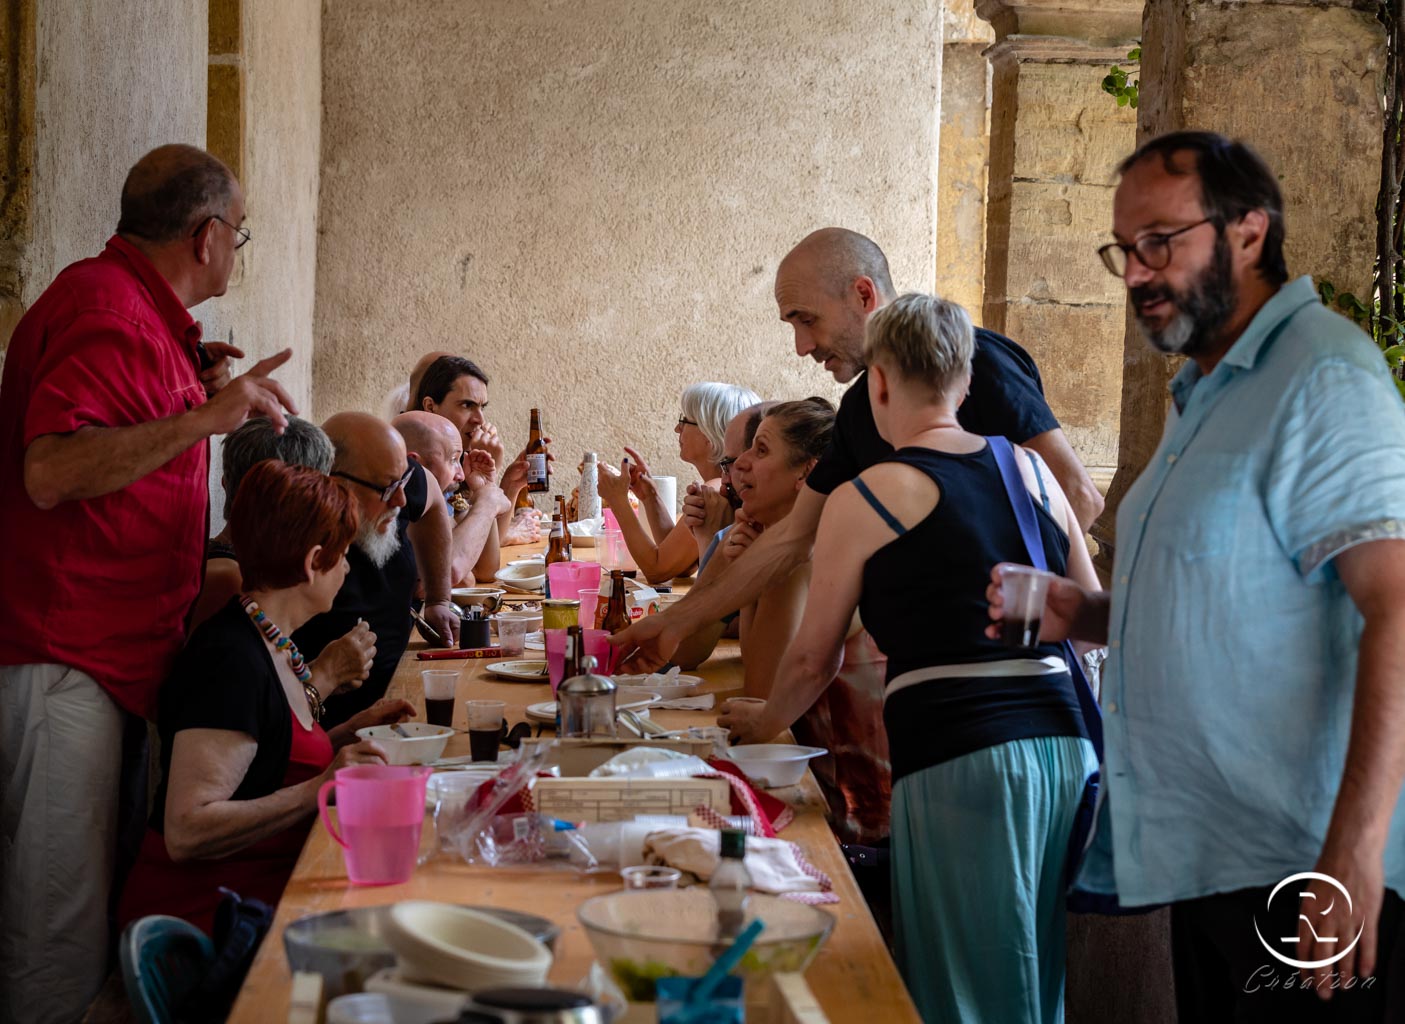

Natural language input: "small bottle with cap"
[709,828,752,940]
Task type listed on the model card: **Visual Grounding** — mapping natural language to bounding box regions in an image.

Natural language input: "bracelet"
[302,681,324,723]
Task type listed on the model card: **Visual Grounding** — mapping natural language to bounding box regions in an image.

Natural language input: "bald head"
[774,229,895,384]
[393,411,464,494]
[406,351,456,414]
[779,228,896,303]
[117,144,237,244]
[323,411,408,478]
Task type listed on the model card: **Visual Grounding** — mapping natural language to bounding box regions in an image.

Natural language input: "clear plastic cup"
[621,865,682,890]
[998,565,1058,649]
[496,616,529,656]
[579,588,601,628]
[421,669,458,728]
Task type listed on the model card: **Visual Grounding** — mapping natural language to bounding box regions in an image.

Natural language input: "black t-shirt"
[292,462,430,728]
[151,599,294,833]
[806,327,1060,495]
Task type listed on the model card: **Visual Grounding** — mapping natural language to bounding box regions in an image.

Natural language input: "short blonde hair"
[862,292,974,396]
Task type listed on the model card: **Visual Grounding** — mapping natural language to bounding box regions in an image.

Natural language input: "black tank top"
[857,444,1087,780]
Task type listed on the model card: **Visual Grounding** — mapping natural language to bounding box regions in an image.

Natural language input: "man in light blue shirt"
[991,132,1405,1020]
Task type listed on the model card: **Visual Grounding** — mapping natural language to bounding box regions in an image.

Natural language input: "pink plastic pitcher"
[546,561,602,605]
[317,764,430,885]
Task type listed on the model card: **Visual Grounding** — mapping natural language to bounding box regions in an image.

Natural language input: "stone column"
[0,0,36,351]
[1096,0,1385,555]
[936,0,994,316]
[977,0,1140,486]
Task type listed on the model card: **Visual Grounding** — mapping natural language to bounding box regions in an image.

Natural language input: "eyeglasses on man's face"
[718,456,738,476]
[1097,218,1214,277]
[192,215,252,250]
[333,464,414,503]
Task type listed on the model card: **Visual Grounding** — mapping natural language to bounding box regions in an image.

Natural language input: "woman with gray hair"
[191,416,377,695]
[720,294,1100,1024]
[598,381,761,583]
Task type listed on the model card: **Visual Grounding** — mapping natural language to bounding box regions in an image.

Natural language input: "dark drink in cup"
[1001,617,1041,649]
[469,728,500,763]
[998,566,1054,651]
[425,697,455,727]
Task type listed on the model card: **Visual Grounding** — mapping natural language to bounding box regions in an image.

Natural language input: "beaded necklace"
[240,594,322,722]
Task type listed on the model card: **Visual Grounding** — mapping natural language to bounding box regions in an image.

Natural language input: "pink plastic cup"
[547,561,602,604]
[545,628,570,693]
[582,628,611,674]
[317,764,430,885]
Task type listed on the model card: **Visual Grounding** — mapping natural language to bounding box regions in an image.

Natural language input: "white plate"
[485,660,550,682]
[523,630,545,651]
[524,694,661,723]
[612,673,704,702]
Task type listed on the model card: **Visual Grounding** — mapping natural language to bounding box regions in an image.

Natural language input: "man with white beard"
[293,412,460,728]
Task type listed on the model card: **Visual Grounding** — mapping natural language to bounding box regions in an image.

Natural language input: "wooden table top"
[226,544,918,1023]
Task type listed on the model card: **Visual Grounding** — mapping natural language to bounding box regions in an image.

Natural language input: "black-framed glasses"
[333,464,414,503]
[1098,218,1214,277]
[718,456,738,475]
[677,415,699,428]
[192,215,252,250]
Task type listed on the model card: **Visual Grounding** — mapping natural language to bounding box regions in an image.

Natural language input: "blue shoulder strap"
[852,477,908,537]
[987,436,1103,759]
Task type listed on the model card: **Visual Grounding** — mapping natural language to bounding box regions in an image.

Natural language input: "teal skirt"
[890,734,1097,1024]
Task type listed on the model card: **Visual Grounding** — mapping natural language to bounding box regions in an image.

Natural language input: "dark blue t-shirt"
[806,327,1059,495]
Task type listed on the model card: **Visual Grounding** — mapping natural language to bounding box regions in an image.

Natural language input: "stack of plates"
[385,901,553,990]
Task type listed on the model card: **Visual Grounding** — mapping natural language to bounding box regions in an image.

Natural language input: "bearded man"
[292,412,460,728]
[987,131,1405,1023]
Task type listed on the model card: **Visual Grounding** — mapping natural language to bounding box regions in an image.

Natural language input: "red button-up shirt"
[0,236,210,718]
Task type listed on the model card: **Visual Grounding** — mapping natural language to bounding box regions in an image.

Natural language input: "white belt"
[884,655,1068,701]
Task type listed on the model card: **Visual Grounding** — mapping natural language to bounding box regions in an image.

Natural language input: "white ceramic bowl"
[612,673,703,702]
[494,564,546,593]
[450,587,505,611]
[722,744,827,788]
[354,724,455,766]
[385,901,553,990]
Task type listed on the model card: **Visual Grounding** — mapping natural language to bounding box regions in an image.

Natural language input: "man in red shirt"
[0,144,295,1023]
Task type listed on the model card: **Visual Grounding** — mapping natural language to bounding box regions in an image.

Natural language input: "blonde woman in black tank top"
[720,294,1100,1024]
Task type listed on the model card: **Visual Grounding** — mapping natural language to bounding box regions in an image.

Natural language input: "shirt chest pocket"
[167,382,205,416]
[1145,452,1255,560]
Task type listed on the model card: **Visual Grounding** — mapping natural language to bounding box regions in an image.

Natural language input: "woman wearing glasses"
[597,381,760,584]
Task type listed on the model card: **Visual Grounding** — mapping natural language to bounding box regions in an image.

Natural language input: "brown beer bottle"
[526,408,549,493]
[546,514,570,567]
[602,569,631,634]
[567,624,583,677]
[554,495,572,559]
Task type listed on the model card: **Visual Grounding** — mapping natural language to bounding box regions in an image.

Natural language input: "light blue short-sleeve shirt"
[1081,276,1405,906]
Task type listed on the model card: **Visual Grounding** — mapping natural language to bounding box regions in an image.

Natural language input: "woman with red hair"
[119,461,412,934]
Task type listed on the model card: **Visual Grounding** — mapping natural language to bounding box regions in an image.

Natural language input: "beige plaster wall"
[314,0,942,490]
[202,0,321,531]
[16,0,206,310]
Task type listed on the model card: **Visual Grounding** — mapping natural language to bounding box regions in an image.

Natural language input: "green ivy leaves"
[1102,48,1141,108]
[1319,279,1405,399]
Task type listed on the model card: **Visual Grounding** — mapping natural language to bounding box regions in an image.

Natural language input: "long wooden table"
[228,547,918,1023]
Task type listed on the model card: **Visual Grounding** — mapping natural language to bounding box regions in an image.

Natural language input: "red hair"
[230,460,359,591]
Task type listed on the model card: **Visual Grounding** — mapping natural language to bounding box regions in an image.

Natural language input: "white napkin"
[648,693,716,711]
[641,826,825,895]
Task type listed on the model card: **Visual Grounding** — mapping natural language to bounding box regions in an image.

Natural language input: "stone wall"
[0,0,206,370]
[202,0,321,532]
[313,0,941,488]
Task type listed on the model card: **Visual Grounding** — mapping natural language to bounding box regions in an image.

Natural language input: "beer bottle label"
[527,453,548,484]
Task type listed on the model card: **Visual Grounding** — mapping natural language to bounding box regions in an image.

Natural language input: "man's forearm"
[24,409,211,509]
[668,515,809,635]
[451,501,498,584]
[1322,609,1405,856]
[408,501,455,603]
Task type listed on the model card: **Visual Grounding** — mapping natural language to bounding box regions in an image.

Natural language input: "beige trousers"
[0,664,126,1024]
